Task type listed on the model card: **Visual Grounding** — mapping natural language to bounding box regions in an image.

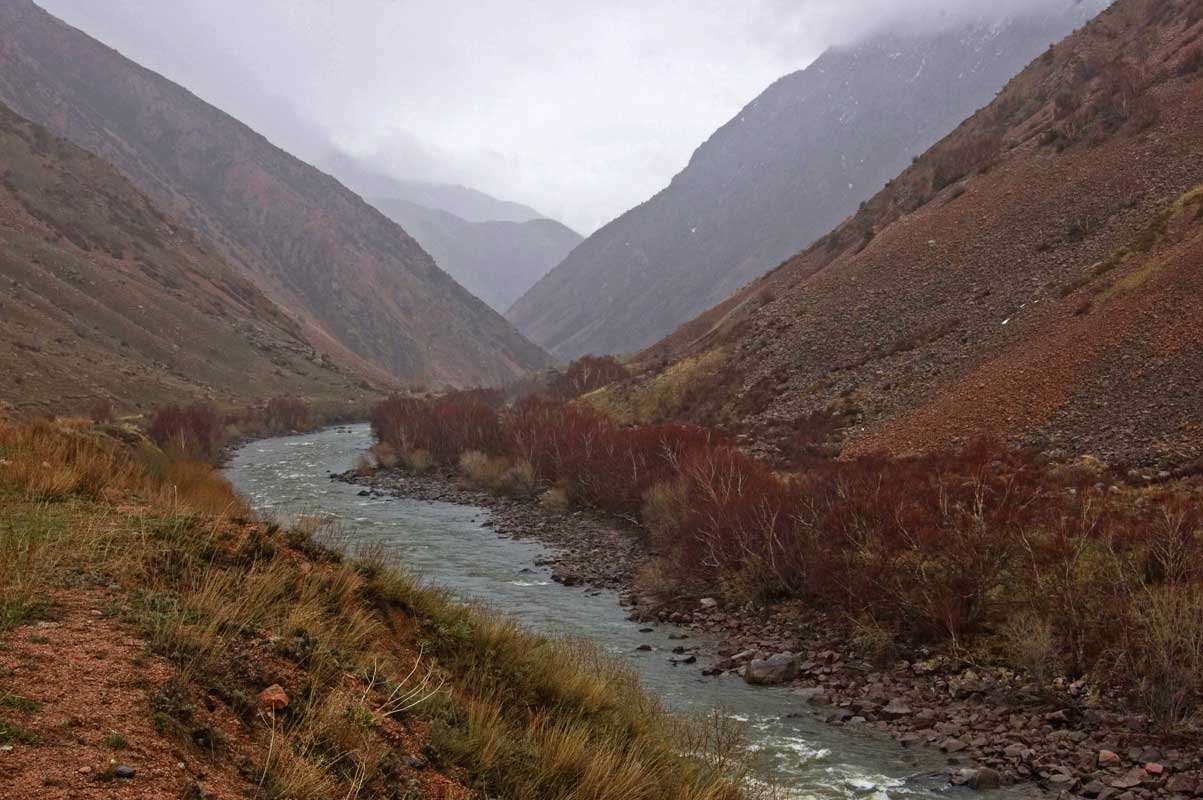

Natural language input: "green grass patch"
[0,716,39,745]
[0,690,40,714]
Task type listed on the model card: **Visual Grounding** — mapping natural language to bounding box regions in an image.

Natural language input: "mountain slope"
[509,3,1104,360]
[370,197,582,312]
[0,101,361,413]
[621,0,1203,469]
[0,0,551,386]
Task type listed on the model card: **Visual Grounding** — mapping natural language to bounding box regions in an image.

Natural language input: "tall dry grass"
[0,415,760,798]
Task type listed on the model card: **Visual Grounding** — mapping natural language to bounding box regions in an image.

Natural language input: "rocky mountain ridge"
[0,0,552,387]
[508,2,1105,360]
[623,0,1203,469]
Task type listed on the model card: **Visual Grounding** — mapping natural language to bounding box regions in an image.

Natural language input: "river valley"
[224,424,1028,800]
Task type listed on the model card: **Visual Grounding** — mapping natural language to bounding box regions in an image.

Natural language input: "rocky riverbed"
[339,466,1203,799]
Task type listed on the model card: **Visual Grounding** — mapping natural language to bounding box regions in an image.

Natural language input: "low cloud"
[37,0,1100,233]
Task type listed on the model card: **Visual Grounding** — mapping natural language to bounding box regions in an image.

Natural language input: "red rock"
[1099,751,1121,767]
[1144,763,1164,776]
[258,684,289,711]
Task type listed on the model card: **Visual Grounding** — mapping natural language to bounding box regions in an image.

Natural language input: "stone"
[881,699,913,718]
[744,653,799,686]
[1165,775,1197,794]
[258,684,290,712]
[1110,769,1148,790]
[1099,750,1121,767]
[669,654,697,665]
[941,738,968,754]
[400,755,427,770]
[794,687,830,705]
[964,768,1003,790]
[114,765,136,779]
[1144,763,1164,776]
[635,644,652,652]
[551,570,581,587]
[699,598,719,610]
[1083,780,1108,797]
[1004,743,1032,760]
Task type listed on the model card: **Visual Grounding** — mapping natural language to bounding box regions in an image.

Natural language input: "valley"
[3,0,1203,798]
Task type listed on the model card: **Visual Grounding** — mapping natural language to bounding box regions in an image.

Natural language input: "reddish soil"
[0,590,474,800]
[0,591,251,799]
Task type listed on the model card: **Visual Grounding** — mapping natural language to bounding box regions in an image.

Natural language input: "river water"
[225,425,1017,800]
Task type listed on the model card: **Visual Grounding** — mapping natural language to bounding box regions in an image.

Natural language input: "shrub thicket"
[148,402,225,462]
[370,392,1203,725]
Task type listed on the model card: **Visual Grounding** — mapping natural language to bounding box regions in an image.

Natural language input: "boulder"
[744,653,799,686]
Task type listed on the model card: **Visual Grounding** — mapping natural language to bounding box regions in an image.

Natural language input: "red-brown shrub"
[371,391,506,465]
[367,393,1203,719]
[90,398,115,424]
[552,355,629,400]
[932,135,1002,190]
[148,402,226,462]
[264,396,313,433]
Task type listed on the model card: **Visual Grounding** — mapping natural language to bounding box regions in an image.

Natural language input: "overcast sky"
[37,0,1083,233]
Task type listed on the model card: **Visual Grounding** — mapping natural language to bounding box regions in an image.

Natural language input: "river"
[224,425,1022,800]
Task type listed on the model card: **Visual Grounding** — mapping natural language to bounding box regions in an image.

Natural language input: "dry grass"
[586,348,729,425]
[0,416,758,798]
[458,451,540,496]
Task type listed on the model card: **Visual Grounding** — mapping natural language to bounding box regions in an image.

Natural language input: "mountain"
[0,101,361,413]
[318,151,581,311]
[508,3,1105,361]
[369,197,582,312]
[0,0,552,387]
[611,0,1203,469]
[317,152,546,224]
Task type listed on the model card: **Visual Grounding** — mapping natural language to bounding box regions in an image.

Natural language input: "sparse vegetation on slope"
[0,416,755,799]
[632,0,1203,469]
[0,0,552,387]
[0,100,364,415]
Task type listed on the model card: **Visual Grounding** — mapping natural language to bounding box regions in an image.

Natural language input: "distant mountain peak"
[508,4,1104,361]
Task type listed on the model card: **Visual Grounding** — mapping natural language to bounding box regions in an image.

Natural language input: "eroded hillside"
[624,0,1203,469]
[0,0,552,387]
[508,3,1103,360]
[0,101,362,414]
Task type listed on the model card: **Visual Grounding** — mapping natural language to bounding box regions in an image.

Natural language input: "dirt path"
[0,591,253,800]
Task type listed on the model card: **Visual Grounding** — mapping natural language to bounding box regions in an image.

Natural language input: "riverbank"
[342,464,1203,800]
[0,417,755,800]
